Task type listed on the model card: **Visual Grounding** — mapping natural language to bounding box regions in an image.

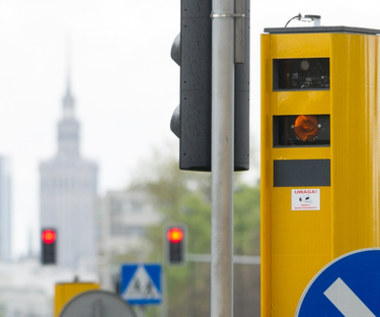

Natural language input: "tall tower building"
[40,75,98,272]
[0,156,11,261]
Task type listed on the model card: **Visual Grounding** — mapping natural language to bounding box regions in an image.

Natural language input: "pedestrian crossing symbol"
[120,264,162,305]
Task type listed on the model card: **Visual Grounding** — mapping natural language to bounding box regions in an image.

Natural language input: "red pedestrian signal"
[166,225,186,265]
[41,228,56,265]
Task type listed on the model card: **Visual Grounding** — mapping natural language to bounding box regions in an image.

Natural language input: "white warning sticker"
[291,189,320,211]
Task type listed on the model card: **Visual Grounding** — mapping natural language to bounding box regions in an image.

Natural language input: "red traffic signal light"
[41,228,56,265]
[42,229,56,244]
[167,227,184,243]
[166,225,186,265]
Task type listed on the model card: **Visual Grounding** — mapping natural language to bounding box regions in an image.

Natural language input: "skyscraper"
[0,156,11,261]
[40,76,98,272]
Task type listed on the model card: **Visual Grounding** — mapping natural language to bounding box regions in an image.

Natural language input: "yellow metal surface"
[261,32,380,316]
[54,282,100,317]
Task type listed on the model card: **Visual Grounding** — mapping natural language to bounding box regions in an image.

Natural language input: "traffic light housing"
[41,228,57,264]
[170,0,250,171]
[166,225,185,265]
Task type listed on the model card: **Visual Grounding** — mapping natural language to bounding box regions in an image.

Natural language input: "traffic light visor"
[167,227,184,243]
[42,229,56,244]
[294,115,319,141]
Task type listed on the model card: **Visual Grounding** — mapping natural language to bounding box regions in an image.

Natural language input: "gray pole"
[211,0,235,315]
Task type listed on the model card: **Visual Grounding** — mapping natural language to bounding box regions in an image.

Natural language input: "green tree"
[129,149,260,317]
[233,184,261,317]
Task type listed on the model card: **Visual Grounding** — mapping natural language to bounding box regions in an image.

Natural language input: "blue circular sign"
[296,248,380,317]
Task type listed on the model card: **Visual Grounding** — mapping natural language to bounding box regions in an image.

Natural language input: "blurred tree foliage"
[129,150,260,317]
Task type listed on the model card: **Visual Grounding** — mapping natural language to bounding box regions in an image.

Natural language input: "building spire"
[57,37,80,158]
[63,36,75,119]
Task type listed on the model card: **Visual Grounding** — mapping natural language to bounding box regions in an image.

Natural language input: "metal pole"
[187,254,261,265]
[135,306,146,317]
[160,268,168,317]
[211,0,235,315]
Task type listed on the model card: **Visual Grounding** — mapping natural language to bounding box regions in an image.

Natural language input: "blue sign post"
[120,263,162,305]
[296,248,380,317]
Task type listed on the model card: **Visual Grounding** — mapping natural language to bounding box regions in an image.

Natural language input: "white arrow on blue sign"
[120,263,162,305]
[296,248,380,317]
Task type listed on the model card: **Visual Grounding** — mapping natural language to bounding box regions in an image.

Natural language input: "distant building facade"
[0,156,11,261]
[40,79,97,272]
[97,188,161,289]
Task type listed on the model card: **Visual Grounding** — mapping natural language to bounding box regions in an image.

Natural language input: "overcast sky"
[0,0,379,256]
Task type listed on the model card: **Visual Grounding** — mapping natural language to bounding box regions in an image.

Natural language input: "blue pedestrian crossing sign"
[296,248,380,317]
[120,263,162,305]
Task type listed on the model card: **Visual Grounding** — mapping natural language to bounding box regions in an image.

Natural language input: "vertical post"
[161,268,168,317]
[135,306,146,317]
[211,0,235,316]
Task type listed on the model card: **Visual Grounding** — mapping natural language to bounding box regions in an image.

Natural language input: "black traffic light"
[41,228,56,264]
[170,0,250,171]
[166,225,186,265]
